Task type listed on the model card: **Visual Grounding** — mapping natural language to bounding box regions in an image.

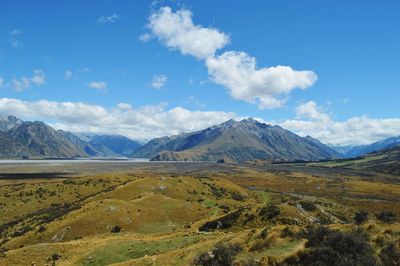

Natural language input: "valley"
[0,161,399,265]
[2,1,399,265]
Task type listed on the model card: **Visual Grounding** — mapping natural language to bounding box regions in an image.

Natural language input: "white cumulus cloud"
[147,6,230,59]
[146,6,317,109]
[295,101,330,122]
[88,81,107,91]
[150,74,167,89]
[278,101,400,145]
[0,97,398,145]
[0,98,239,140]
[206,51,317,109]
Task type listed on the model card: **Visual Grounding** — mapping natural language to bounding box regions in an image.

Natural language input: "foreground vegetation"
[0,162,399,265]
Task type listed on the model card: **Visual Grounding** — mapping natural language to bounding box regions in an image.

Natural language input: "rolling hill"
[132,118,339,162]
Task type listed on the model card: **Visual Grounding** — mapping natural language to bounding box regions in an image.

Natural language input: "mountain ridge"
[133,118,340,162]
[0,116,142,158]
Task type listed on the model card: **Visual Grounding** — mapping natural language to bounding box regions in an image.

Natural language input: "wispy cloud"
[97,14,124,24]
[9,29,23,48]
[139,33,152,42]
[88,81,107,91]
[30,70,46,86]
[64,70,73,80]
[12,78,31,92]
[9,29,22,35]
[11,70,46,92]
[42,55,54,64]
[150,74,167,90]
[9,39,23,48]
[78,67,91,73]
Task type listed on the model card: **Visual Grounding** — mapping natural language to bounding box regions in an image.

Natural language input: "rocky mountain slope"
[0,115,141,158]
[132,118,339,162]
[7,121,87,158]
[57,130,99,156]
[0,115,23,132]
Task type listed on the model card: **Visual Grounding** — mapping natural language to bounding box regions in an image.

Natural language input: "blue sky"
[0,0,399,145]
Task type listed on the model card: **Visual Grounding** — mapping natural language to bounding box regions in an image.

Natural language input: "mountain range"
[132,118,340,162]
[0,115,141,159]
[0,115,398,162]
[328,135,400,158]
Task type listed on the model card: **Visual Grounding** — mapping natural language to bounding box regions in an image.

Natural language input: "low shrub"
[111,225,122,233]
[258,204,280,220]
[379,242,400,266]
[299,201,317,211]
[376,211,396,223]
[193,243,242,266]
[354,210,368,224]
[199,209,242,231]
[283,226,377,266]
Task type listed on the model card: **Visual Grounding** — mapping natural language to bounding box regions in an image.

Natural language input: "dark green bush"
[379,242,400,266]
[199,209,242,231]
[258,204,280,220]
[376,211,396,223]
[284,226,377,266]
[50,253,61,266]
[281,226,295,238]
[37,225,46,233]
[111,225,122,233]
[354,210,369,224]
[260,228,268,239]
[299,201,317,211]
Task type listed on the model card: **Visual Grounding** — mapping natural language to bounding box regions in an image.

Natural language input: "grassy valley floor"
[0,161,399,265]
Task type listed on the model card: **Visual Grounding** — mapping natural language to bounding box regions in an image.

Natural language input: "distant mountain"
[0,115,142,159]
[132,118,339,162]
[329,136,400,158]
[329,144,400,175]
[57,130,99,156]
[327,144,356,155]
[4,121,87,158]
[87,135,141,157]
